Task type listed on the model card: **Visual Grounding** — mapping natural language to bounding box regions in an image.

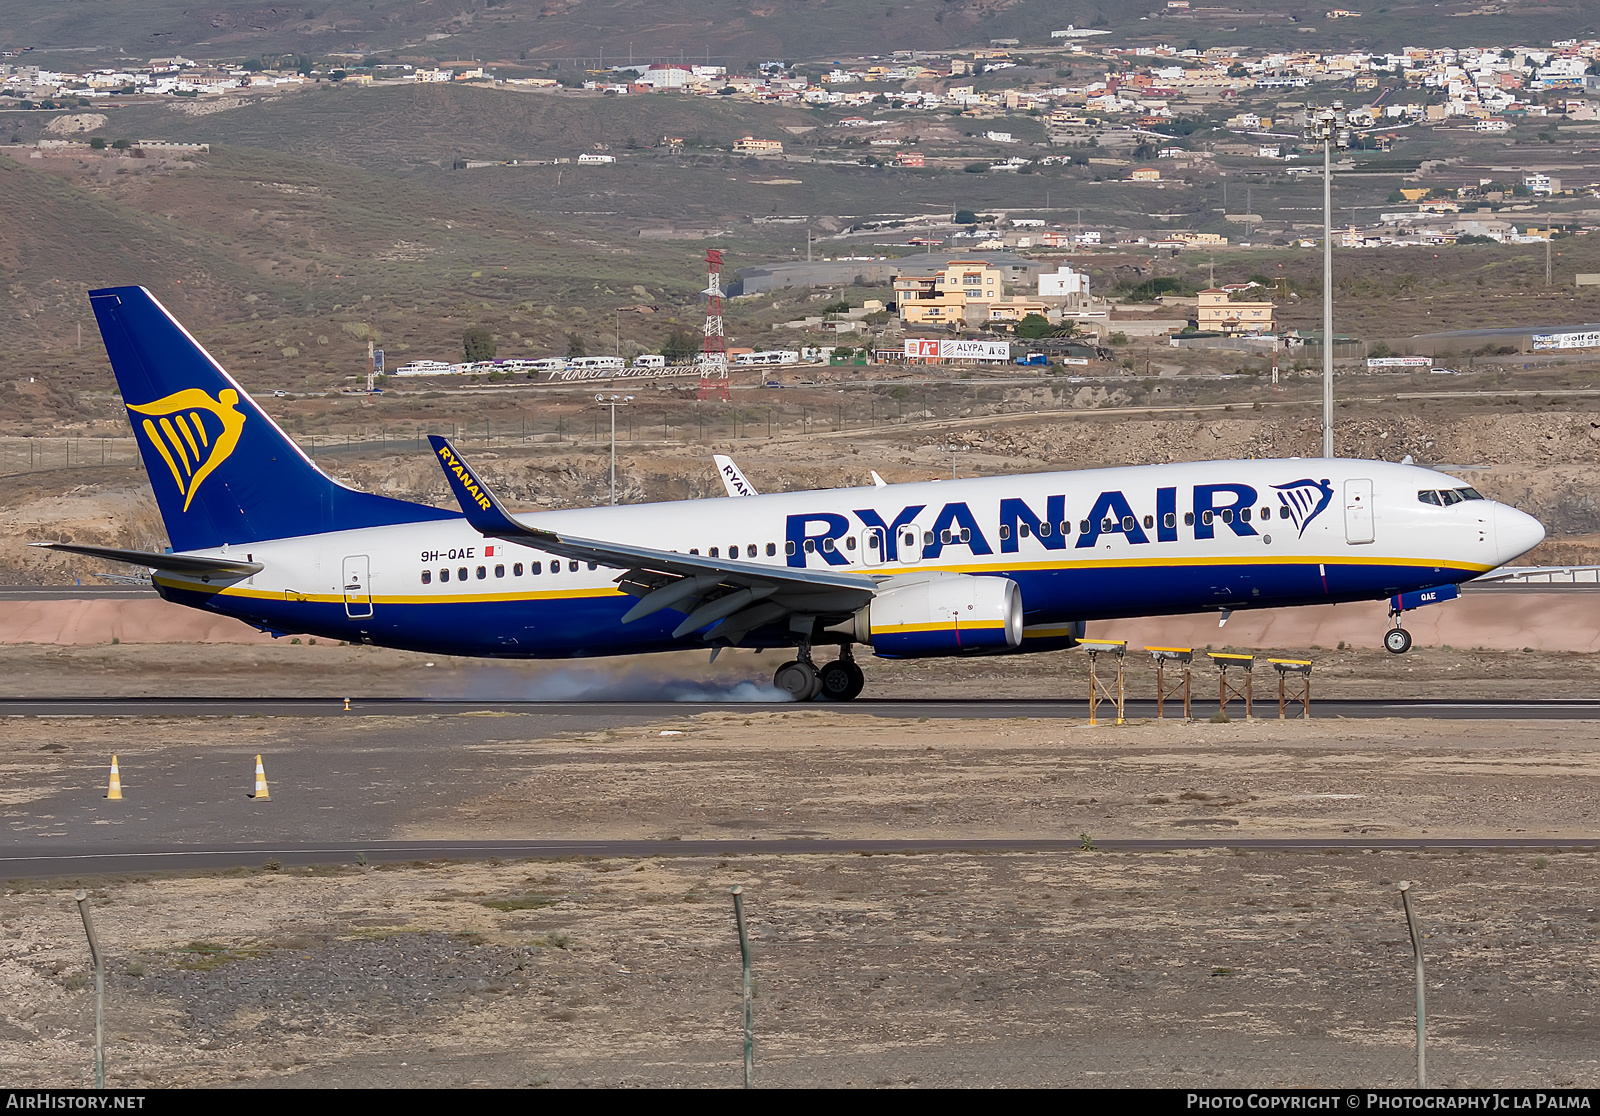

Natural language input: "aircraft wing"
[31,542,263,577]
[429,436,874,642]
[712,454,759,497]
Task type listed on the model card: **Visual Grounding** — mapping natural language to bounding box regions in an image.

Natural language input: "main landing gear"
[773,645,866,702]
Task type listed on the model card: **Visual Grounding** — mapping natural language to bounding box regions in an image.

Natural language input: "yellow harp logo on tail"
[128,389,246,512]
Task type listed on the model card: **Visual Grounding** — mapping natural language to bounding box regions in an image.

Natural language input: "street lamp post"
[1308,102,1350,459]
[595,394,633,505]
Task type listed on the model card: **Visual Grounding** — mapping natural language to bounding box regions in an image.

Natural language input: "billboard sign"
[904,339,1012,363]
[1366,356,1431,368]
[1532,330,1600,351]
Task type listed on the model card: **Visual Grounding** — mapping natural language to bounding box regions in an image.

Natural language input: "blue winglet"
[428,435,551,542]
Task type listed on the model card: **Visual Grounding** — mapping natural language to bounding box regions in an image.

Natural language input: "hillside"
[2,0,1592,68]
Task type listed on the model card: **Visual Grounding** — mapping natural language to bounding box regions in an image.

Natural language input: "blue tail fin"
[90,285,458,551]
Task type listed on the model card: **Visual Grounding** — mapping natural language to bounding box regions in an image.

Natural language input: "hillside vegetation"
[2,0,1591,67]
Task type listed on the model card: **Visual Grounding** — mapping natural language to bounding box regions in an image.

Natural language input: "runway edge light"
[250,755,270,801]
[106,755,122,801]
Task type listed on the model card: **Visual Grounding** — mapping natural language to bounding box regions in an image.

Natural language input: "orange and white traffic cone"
[106,755,123,801]
[249,754,270,800]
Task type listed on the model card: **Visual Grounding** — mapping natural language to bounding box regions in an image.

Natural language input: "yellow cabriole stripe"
[191,583,627,606]
[872,620,1007,635]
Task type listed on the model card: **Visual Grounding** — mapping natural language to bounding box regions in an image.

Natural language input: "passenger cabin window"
[822,537,836,552]
[530,562,541,575]
[1039,522,1052,537]
[1163,513,1176,529]
[513,563,524,576]
[476,566,486,580]
[748,544,758,558]
[1080,519,1091,534]
[495,564,505,578]
[570,560,580,572]
[1200,511,1213,526]
[845,537,856,551]
[785,541,796,556]
[1018,523,1030,538]
[1239,508,1251,523]
[1184,512,1195,526]
[766,543,777,557]
[1142,515,1154,530]
[1059,521,1071,536]
[999,525,1012,541]
[709,547,719,558]
[1121,515,1136,532]
[439,568,449,583]
[458,567,468,581]
[421,570,432,585]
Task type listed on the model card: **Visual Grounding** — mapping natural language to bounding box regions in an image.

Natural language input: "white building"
[1039,264,1090,302]
[577,153,616,164]
[1523,173,1559,196]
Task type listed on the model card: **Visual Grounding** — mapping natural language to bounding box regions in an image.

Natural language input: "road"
[2,696,1600,719]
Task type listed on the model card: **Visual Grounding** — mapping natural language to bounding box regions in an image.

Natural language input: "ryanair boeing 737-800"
[41,286,1546,701]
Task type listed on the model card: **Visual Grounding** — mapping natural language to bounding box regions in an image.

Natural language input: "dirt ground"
[1,707,1597,1088]
[3,638,1600,701]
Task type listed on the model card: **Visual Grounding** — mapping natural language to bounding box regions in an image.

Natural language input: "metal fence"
[32,857,1597,1089]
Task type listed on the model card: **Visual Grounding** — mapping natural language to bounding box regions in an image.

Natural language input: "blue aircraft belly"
[164,555,1473,659]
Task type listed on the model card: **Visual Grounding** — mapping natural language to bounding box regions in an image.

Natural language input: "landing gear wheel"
[1384,627,1413,655]
[774,659,821,701]
[817,659,866,701]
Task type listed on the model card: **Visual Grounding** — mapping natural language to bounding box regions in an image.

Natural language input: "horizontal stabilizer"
[32,542,263,576]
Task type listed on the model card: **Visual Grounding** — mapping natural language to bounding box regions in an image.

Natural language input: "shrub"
[463,325,495,361]
[1015,313,1052,340]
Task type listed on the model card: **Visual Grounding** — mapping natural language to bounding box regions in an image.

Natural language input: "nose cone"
[1494,503,1545,565]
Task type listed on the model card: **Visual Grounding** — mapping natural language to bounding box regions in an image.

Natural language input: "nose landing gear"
[1384,619,1413,655]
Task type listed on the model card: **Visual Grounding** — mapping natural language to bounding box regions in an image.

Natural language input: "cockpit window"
[1420,487,1485,505]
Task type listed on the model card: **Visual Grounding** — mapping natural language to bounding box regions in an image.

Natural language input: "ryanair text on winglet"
[436,444,493,512]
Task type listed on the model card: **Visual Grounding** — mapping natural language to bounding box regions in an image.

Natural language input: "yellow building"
[986,299,1053,325]
[1130,167,1162,181]
[1170,231,1229,248]
[1197,288,1275,335]
[733,136,784,155]
[894,260,1004,326]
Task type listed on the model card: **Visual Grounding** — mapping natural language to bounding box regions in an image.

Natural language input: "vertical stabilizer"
[90,286,457,551]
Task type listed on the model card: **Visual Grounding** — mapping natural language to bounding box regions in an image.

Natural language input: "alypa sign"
[905,339,1012,363]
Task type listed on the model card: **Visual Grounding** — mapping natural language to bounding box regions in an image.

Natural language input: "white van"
[632,354,667,369]
[567,356,627,372]
[734,350,799,366]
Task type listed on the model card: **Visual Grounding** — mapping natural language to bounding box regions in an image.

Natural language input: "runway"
[5,836,1597,879]
[5,696,1600,719]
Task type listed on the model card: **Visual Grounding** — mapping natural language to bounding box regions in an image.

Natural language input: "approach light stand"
[1308,102,1350,459]
[596,394,634,505]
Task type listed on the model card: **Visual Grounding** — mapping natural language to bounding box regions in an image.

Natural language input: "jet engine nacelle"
[852,571,1023,658]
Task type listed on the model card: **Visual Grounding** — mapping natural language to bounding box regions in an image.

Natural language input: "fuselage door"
[342,554,374,618]
[861,527,885,567]
[1344,479,1374,545]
